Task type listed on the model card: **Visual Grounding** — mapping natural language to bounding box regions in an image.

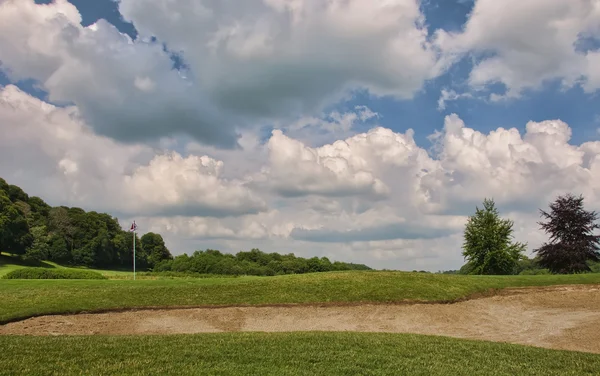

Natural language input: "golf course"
[2,267,600,375]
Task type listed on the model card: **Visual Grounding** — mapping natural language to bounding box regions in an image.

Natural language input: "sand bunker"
[2,285,600,353]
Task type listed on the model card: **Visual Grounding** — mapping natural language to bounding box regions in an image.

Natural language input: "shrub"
[518,268,551,275]
[2,267,107,280]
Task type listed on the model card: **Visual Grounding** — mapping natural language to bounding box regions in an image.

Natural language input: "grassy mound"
[1,332,599,375]
[0,253,138,279]
[2,271,600,324]
[2,267,107,280]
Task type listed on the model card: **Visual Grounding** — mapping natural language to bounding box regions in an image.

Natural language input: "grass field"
[2,332,600,376]
[2,270,600,324]
[2,269,600,375]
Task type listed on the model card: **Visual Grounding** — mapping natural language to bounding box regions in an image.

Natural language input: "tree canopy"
[534,194,600,274]
[462,198,526,275]
[153,248,371,276]
[0,177,172,270]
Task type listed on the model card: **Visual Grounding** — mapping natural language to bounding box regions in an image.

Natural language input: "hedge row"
[2,267,107,280]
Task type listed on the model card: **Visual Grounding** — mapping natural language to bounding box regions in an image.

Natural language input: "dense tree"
[0,191,33,255]
[0,178,172,270]
[24,225,51,262]
[534,194,600,274]
[0,178,8,193]
[7,184,28,203]
[462,198,526,275]
[141,232,172,269]
[48,207,76,255]
[154,248,371,276]
[47,234,70,263]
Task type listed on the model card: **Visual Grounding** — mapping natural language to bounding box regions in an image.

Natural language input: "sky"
[1,0,600,272]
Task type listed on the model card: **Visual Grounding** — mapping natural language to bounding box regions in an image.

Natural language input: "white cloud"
[118,0,443,105]
[256,129,390,198]
[0,0,445,148]
[281,105,380,146]
[123,152,266,217]
[437,89,473,111]
[0,85,264,218]
[418,114,600,215]
[436,0,600,98]
[4,85,600,270]
[3,0,600,271]
[0,0,242,148]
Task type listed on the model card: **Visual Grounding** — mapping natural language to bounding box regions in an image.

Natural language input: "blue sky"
[8,0,598,148]
[2,0,600,271]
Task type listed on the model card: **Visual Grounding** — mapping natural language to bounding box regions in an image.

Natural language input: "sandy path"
[2,285,600,353]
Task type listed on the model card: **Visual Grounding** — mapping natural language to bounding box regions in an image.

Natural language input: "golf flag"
[129,220,138,232]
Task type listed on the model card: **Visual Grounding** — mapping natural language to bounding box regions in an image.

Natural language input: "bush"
[2,267,107,280]
[518,268,551,275]
[588,261,600,273]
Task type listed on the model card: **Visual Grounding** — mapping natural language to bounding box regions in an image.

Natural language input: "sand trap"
[2,285,600,353]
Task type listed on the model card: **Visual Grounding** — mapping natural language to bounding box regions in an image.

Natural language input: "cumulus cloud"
[0,0,241,148]
[257,129,390,198]
[4,0,600,271]
[0,85,265,217]
[419,114,600,215]
[0,0,446,148]
[118,0,443,104]
[4,83,600,270]
[281,105,380,146]
[436,0,600,98]
[123,152,266,217]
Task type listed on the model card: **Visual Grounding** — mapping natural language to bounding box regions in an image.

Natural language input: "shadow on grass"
[0,253,56,269]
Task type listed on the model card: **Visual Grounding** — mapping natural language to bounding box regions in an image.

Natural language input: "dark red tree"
[534,194,600,274]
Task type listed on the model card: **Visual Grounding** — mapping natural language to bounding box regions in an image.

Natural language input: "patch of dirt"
[2,285,600,353]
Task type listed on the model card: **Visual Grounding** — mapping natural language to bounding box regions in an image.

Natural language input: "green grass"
[1,332,599,375]
[2,267,107,280]
[2,271,600,324]
[0,253,136,278]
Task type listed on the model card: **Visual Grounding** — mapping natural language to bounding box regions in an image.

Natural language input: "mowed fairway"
[2,271,600,375]
[3,271,600,323]
[3,332,600,376]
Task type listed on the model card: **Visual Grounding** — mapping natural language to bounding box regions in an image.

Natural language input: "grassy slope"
[0,253,133,278]
[2,332,600,376]
[2,271,600,323]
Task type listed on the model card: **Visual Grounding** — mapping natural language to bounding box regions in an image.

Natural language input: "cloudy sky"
[1,0,600,271]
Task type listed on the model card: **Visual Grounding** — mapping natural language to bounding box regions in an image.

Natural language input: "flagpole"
[133,228,136,281]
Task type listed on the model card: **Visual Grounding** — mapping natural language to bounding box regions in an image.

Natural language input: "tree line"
[0,177,172,269]
[460,194,600,275]
[154,248,371,276]
[0,177,371,275]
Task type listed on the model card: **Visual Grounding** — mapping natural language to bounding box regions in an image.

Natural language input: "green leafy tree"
[534,194,600,274]
[0,191,33,255]
[462,198,526,275]
[7,184,28,203]
[0,177,9,194]
[141,232,173,269]
[47,234,70,262]
[24,225,50,262]
[48,207,76,255]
